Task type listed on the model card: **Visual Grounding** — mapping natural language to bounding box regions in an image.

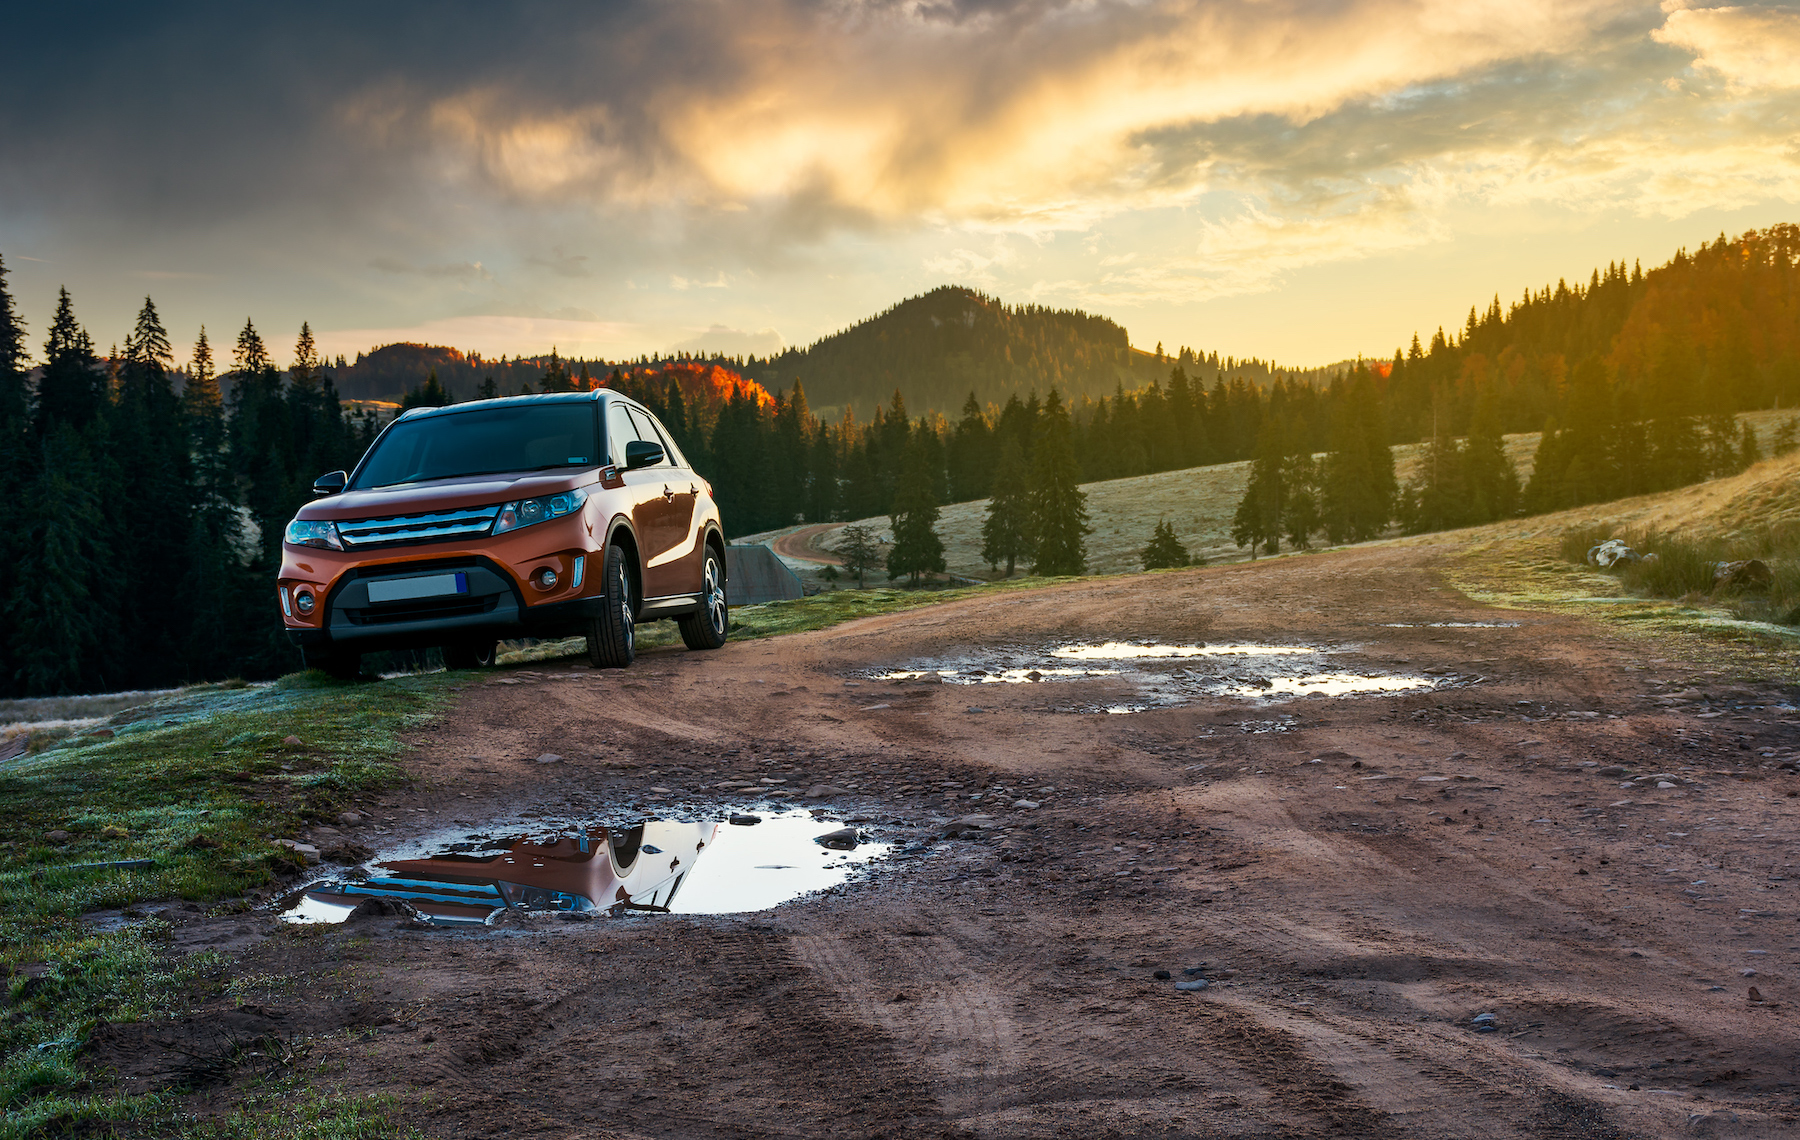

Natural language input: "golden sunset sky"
[4,1,1799,370]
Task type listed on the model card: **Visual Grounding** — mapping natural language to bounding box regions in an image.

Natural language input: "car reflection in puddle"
[871,640,1451,713]
[284,810,893,926]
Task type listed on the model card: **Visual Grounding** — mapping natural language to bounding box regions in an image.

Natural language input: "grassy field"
[0,673,449,1138]
[745,408,1800,582]
[1415,445,1800,683]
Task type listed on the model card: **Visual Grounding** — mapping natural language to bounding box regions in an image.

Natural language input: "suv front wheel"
[586,544,636,669]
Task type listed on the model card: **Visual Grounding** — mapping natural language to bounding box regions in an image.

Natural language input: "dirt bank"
[114,543,1800,1138]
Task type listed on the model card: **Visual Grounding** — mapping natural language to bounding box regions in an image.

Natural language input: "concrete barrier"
[725,544,806,605]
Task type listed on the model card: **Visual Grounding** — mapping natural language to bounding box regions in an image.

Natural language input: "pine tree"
[184,327,226,491]
[540,349,572,393]
[0,253,26,424]
[1774,416,1798,457]
[1320,371,1394,543]
[6,424,111,693]
[1461,390,1519,524]
[1232,417,1287,557]
[1140,520,1191,570]
[477,374,499,400]
[35,288,102,433]
[886,441,946,585]
[980,437,1032,576]
[1739,419,1762,469]
[0,255,29,693]
[111,296,193,683]
[948,392,993,502]
[234,317,270,374]
[1400,401,1466,535]
[1028,390,1090,575]
[1283,452,1321,549]
[401,370,450,410]
[831,523,884,587]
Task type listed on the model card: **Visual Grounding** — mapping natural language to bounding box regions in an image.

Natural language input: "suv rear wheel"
[586,544,636,669]
[678,548,729,651]
[443,639,497,670]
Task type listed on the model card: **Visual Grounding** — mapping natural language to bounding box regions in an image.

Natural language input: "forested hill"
[323,287,1318,413]
[736,287,1148,413]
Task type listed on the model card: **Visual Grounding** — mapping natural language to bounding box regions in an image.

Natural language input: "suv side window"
[642,411,689,470]
[625,408,676,468]
[605,403,640,467]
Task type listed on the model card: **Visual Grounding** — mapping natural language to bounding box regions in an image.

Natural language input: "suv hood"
[299,468,599,521]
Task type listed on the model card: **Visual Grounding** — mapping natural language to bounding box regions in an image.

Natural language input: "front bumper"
[282,552,605,652]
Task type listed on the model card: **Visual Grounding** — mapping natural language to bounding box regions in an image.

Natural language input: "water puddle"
[282,809,893,926]
[869,640,1457,712]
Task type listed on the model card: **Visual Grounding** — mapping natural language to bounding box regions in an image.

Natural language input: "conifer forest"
[1,224,1797,696]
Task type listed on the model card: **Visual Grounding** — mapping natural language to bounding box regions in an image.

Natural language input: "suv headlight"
[493,487,587,535]
[285,519,344,550]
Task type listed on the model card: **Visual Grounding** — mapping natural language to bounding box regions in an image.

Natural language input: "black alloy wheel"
[586,544,636,669]
[678,548,729,650]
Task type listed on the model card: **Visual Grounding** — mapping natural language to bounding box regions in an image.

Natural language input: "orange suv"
[278,391,728,676]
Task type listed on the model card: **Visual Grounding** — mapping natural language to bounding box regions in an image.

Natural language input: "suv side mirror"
[623,440,664,470]
[312,470,347,496]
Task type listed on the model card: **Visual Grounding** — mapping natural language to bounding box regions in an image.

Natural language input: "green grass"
[0,671,454,1134]
[6,1089,420,1140]
[1554,521,1800,625]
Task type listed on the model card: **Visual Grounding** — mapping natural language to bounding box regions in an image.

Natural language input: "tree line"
[0,259,380,696]
[2,223,1795,693]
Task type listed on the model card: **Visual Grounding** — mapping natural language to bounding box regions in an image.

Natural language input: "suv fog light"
[533,568,559,590]
[295,590,316,615]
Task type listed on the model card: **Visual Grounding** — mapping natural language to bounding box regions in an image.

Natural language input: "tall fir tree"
[7,424,112,693]
[0,253,27,423]
[35,288,102,434]
[980,437,1032,576]
[1232,416,1288,557]
[1320,371,1394,543]
[0,255,29,692]
[948,391,993,502]
[112,297,194,682]
[886,440,946,585]
[1028,389,1090,575]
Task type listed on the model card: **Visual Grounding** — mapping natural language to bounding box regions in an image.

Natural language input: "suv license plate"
[367,572,469,604]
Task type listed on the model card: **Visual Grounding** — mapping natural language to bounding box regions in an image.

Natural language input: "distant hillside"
[316,288,1335,414]
[329,343,597,403]
[739,287,1155,414]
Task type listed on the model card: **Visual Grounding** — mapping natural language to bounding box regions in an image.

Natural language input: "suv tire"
[443,639,498,670]
[302,645,360,680]
[586,544,636,669]
[678,548,729,651]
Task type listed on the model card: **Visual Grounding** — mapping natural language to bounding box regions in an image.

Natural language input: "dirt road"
[769,521,845,566]
[118,543,1800,1137]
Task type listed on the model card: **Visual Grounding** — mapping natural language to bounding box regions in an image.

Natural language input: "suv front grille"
[337,505,501,549]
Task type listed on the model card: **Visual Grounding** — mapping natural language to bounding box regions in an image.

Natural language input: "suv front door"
[607,402,692,599]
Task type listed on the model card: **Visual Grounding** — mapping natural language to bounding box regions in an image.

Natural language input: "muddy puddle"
[283,810,894,926]
[870,640,1458,712]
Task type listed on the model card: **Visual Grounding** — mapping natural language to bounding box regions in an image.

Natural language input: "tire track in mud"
[680,926,945,1138]
[1243,999,1641,1138]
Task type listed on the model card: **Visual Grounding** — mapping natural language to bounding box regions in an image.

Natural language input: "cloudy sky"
[3,1,1798,371]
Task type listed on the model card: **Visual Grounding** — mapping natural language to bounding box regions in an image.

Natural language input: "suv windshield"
[353,403,600,489]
